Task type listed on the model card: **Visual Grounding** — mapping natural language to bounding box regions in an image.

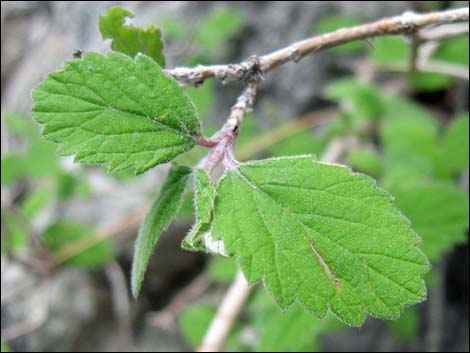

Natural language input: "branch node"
[400,11,421,33]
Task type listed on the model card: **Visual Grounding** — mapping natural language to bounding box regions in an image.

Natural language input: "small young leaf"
[212,156,429,326]
[182,169,216,252]
[132,165,192,298]
[99,6,165,66]
[32,52,201,175]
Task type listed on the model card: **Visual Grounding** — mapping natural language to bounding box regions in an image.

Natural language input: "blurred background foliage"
[1,1,469,352]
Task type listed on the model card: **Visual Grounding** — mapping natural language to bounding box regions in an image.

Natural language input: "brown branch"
[166,7,469,87]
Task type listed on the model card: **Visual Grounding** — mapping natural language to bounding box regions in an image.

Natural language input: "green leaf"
[208,256,238,284]
[441,113,469,174]
[22,139,60,177]
[1,155,25,185]
[179,304,215,348]
[412,36,469,91]
[250,291,323,352]
[32,52,201,175]
[1,339,9,353]
[212,156,429,326]
[182,169,217,252]
[387,307,419,342]
[20,188,54,219]
[1,208,29,254]
[387,181,469,262]
[268,130,325,158]
[99,6,165,66]
[370,36,408,65]
[44,221,113,268]
[131,165,192,298]
[179,303,242,351]
[159,16,187,40]
[325,79,383,121]
[347,149,381,177]
[194,8,244,51]
[381,109,439,181]
[5,111,39,139]
[57,172,92,200]
[186,80,215,118]
[317,16,363,53]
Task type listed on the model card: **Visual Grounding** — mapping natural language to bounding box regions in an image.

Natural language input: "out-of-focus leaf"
[412,36,469,91]
[21,188,54,219]
[1,339,10,353]
[1,208,29,254]
[194,8,244,51]
[208,256,238,284]
[347,149,381,177]
[57,172,92,200]
[388,181,469,262]
[268,130,325,158]
[1,155,25,185]
[179,304,242,350]
[387,307,419,342]
[370,36,408,64]
[159,16,187,39]
[249,290,345,352]
[5,112,39,139]
[44,221,113,268]
[441,113,469,175]
[179,304,215,348]
[187,80,215,118]
[325,79,383,121]
[381,108,439,181]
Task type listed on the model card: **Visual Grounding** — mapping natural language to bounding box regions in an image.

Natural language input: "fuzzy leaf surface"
[182,169,216,251]
[32,52,200,174]
[212,156,429,326]
[132,165,192,298]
